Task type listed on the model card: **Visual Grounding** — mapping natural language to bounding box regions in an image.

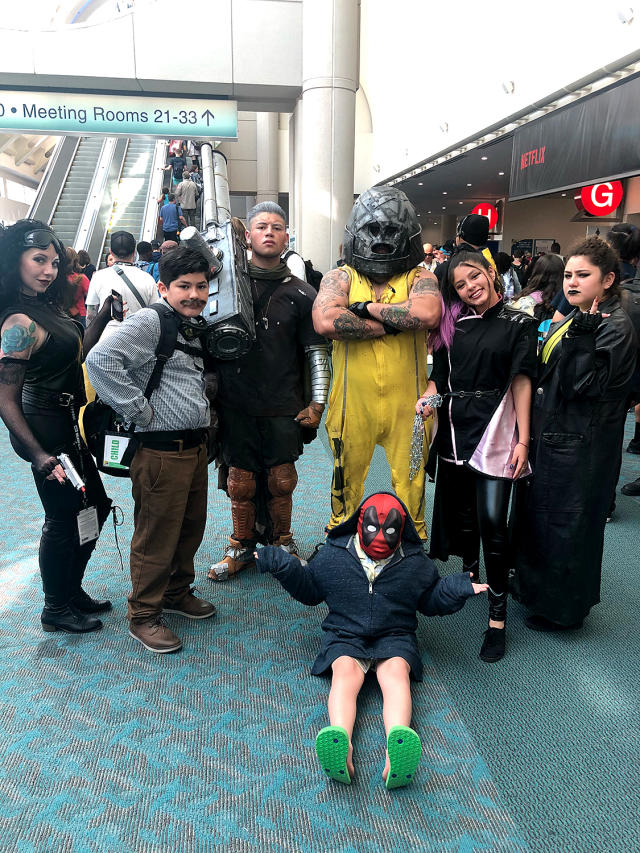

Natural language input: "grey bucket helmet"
[343,186,425,277]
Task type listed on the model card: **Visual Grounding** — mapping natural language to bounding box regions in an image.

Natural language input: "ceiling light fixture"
[498,171,505,176]
[481,156,488,161]
[467,183,472,187]
[442,191,447,195]
[418,181,423,186]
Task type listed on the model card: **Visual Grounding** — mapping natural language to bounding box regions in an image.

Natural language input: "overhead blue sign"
[0,90,237,139]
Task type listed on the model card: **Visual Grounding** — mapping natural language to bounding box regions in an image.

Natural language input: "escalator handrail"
[28,136,80,225]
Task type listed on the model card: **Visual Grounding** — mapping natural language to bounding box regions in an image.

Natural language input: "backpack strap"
[143,303,181,399]
[113,264,146,309]
[143,303,206,399]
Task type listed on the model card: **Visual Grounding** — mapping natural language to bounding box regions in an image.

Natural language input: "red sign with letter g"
[580,181,623,216]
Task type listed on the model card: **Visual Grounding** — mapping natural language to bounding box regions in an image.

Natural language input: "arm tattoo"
[379,302,422,330]
[1,321,36,354]
[412,274,439,296]
[0,359,27,386]
[333,313,380,339]
[316,268,351,315]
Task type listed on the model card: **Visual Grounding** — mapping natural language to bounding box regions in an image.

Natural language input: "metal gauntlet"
[305,345,331,405]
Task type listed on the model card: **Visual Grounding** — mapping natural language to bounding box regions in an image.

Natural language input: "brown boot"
[267,463,297,535]
[129,617,183,653]
[163,590,217,619]
[272,533,307,565]
[208,537,256,581]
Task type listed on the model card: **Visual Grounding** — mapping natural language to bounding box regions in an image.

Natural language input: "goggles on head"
[22,229,63,255]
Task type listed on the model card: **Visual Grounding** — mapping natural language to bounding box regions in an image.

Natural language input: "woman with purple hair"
[416,251,537,663]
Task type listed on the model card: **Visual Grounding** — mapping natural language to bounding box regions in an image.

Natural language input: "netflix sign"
[509,75,640,200]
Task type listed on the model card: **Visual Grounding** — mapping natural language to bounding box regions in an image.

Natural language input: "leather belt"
[22,387,75,408]
[136,428,208,452]
[445,389,501,399]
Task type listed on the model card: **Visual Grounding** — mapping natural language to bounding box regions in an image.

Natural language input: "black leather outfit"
[1,300,112,615]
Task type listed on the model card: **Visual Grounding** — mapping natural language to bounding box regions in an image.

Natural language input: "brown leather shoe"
[208,537,255,581]
[129,617,183,653]
[163,591,216,620]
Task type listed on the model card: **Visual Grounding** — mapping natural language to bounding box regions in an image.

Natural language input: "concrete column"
[299,0,359,272]
[293,99,304,250]
[288,105,297,239]
[256,112,279,205]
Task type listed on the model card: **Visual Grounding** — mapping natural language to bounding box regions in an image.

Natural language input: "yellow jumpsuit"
[325,266,431,539]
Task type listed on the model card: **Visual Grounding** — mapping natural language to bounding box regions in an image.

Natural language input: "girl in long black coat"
[514,237,637,630]
[257,493,487,787]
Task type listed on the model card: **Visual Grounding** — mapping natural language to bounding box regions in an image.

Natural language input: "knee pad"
[227,468,256,502]
[268,463,298,498]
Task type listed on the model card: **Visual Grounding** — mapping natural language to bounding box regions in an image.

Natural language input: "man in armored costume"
[313,187,441,540]
[209,202,330,580]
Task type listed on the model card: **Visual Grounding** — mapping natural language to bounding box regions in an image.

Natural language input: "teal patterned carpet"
[0,415,638,852]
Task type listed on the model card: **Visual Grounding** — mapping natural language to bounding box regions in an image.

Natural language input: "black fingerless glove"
[33,453,59,477]
[382,323,401,336]
[567,311,603,336]
[348,301,372,319]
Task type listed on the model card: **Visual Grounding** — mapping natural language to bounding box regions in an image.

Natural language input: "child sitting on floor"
[256,492,487,789]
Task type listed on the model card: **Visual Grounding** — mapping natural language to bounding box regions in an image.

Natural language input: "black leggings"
[440,461,512,619]
[12,409,112,608]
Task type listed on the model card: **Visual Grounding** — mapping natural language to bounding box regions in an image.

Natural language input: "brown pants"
[128,442,208,621]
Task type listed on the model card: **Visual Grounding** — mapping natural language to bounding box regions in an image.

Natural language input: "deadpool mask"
[357,494,406,560]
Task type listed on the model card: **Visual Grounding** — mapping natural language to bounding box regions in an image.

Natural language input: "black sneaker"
[621,477,640,496]
[626,438,640,455]
[479,627,505,663]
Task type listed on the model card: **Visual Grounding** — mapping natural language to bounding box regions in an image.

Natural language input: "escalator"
[48,137,104,247]
[29,134,170,267]
[98,137,158,267]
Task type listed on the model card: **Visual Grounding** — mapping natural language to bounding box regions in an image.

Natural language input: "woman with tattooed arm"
[0,220,112,634]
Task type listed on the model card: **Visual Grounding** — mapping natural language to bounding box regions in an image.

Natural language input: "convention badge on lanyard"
[103,433,132,470]
[62,398,100,544]
[77,506,99,545]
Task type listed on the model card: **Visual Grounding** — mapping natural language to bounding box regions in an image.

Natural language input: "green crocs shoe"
[385,725,421,790]
[315,725,351,785]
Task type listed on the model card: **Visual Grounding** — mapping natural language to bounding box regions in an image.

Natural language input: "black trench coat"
[513,295,637,625]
